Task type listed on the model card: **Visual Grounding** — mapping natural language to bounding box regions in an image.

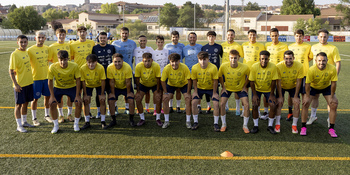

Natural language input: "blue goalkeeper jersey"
[111,39,137,70]
[182,44,202,71]
[164,42,185,62]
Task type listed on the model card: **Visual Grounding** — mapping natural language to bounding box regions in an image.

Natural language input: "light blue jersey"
[182,44,202,71]
[164,43,185,62]
[111,39,137,70]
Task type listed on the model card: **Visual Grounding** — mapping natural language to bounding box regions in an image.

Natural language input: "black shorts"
[221,90,248,98]
[166,84,188,94]
[86,86,102,96]
[310,85,332,96]
[54,87,76,103]
[193,88,219,101]
[14,84,34,104]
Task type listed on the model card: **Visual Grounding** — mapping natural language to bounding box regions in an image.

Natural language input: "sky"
[2,0,341,7]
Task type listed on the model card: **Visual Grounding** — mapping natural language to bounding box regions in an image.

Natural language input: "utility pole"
[224,0,229,40]
[194,4,196,32]
[158,6,160,35]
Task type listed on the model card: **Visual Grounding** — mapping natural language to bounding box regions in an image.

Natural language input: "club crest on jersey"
[214,48,218,52]
[107,49,111,54]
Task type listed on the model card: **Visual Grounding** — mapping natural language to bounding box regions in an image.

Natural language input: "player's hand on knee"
[99,94,106,102]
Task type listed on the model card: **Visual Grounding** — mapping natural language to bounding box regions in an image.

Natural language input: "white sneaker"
[240,112,244,118]
[22,122,35,128]
[162,121,170,129]
[44,116,53,123]
[32,119,40,126]
[74,124,80,132]
[306,116,317,125]
[186,122,192,129]
[260,112,268,120]
[17,126,27,133]
[51,125,59,134]
[327,118,330,128]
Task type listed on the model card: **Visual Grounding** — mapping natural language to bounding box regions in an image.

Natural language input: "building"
[114,1,162,13]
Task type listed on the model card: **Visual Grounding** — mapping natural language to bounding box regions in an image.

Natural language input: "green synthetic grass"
[1,40,350,174]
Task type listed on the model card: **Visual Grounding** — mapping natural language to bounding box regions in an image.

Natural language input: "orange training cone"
[220,151,234,157]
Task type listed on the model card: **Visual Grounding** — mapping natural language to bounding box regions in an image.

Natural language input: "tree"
[244,2,261,11]
[204,10,218,27]
[9,4,17,13]
[281,0,319,17]
[116,20,147,38]
[177,1,204,28]
[7,6,46,34]
[336,0,350,27]
[293,18,330,35]
[0,18,14,29]
[100,3,119,14]
[42,8,69,22]
[159,3,179,29]
[69,10,80,19]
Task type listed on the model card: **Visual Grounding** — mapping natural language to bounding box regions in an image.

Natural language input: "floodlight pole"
[194,4,196,32]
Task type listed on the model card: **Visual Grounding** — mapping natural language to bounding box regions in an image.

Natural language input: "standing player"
[219,50,250,133]
[249,51,281,134]
[164,31,185,113]
[201,31,223,114]
[9,35,34,132]
[265,28,288,65]
[27,31,50,126]
[221,29,244,114]
[111,27,137,114]
[308,29,341,125]
[70,26,95,68]
[48,50,82,133]
[161,53,192,129]
[275,51,304,133]
[106,53,136,128]
[301,52,338,137]
[288,29,313,121]
[80,54,106,129]
[191,51,219,131]
[92,31,116,117]
[135,53,162,126]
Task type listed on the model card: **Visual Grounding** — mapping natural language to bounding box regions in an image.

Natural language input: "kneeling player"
[48,50,82,133]
[191,51,219,131]
[219,50,250,133]
[105,53,135,128]
[161,53,192,128]
[80,54,107,129]
[135,53,162,126]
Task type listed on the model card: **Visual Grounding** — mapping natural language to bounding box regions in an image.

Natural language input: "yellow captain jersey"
[218,62,250,92]
[48,42,71,63]
[107,62,133,89]
[249,62,279,93]
[288,42,313,77]
[306,64,337,90]
[80,63,106,88]
[161,63,191,88]
[191,63,218,90]
[70,39,95,68]
[9,49,33,87]
[265,42,288,65]
[221,41,244,64]
[311,43,341,66]
[48,61,81,89]
[276,61,304,90]
[27,45,49,81]
[242,42,265,64]
[135,62,161,87]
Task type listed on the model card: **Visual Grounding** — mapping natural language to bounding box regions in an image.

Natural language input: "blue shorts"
[109,87,134,100]
[139,84,162,93]
[193,88,219,101]
[86,86,102,96]
[166,84,188,94]
[252,91,271,103]
[14,84,34,104]
[54,87,76,103]
[221,90,248,98]
[276,88,300,98]
[310,85,332,96]
[33,79,50,99]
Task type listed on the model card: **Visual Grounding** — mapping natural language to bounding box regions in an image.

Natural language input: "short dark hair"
[197,51,209,60]
[17,35,28,41]
[168,53,181,62]
[316,52,327,58]
[156,35,164,41]
[294,29,304,36]
[260,50,270,57]
[248,29,257,34]
[99,32,107,36]
[188,32,197,37]
[229,49,240,57]
[77,26,87,32]
[139,35,146,38]
[113,53,123,59]
[55,28,66,34]
[57,50,69,60]
[142,52,152,59]
[227,29,235,34]
[284,50,294,57]
[318,29,329,35]
[120,27,129,33]
[270,28,279,34]
[86,54,98,62]
[171,31,179,37]
[207,31,216,37]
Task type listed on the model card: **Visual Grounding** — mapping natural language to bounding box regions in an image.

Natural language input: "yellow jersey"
[107,62,133,89]
[80,63,106,88]
[27,45,49,81]
[249,62,279,93]
[70,39,95,68]
[48,42,71,63]
[265,42,288,65]
[221,41,244,64]
[48,62,81,89]
[276,61,304,89]
[306,64,337,90]
[288,42,313,76]
[218,62,250,92]
[161,63,191,88]
[9,49,33,87]
[311,43,341,66]
[191,63,219,90]
[135,62,161,87]
[242,42,265,64]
